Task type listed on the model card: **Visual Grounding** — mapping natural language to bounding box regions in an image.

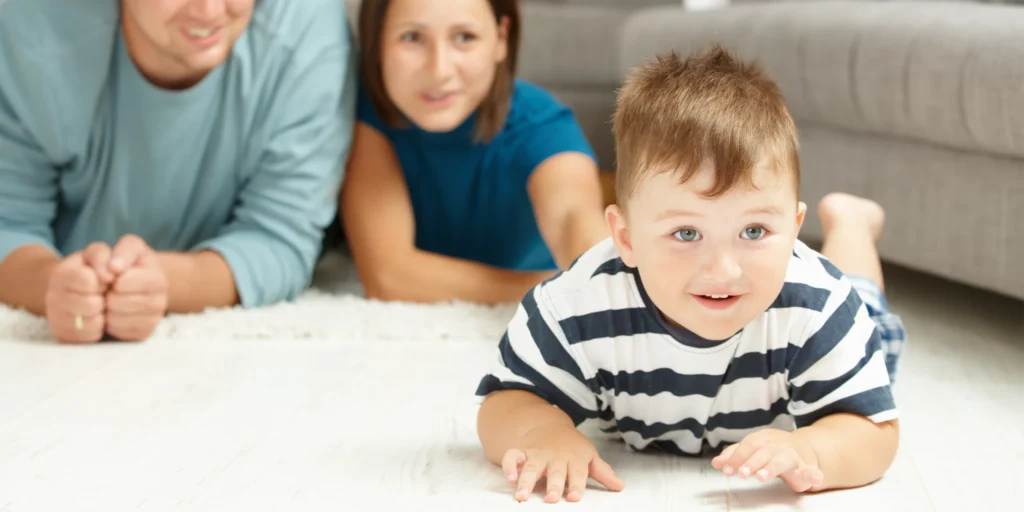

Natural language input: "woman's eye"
[674,229,701,242]
[401,32,420,43]
[741,226,766,240]
[455,32,477,43]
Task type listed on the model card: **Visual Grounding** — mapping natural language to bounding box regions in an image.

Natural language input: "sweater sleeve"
[0,65,59,263]
[194,5,357,308]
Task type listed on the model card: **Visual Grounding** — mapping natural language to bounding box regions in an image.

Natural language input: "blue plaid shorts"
[847,274,906,384]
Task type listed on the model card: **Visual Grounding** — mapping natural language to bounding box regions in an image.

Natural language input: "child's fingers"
[753,450,798,482]
[737,445,780,479]
[565,460,589,502]
[589,455,625,492]
[801,466,825,489]
[501,450,526,484]
[808,467,824,486]
[782,468,813,492]
[720,441,756,477]
[515,458,546,502]
[781,464,822,493]
[711,445,736,469]
[544,460,568,503]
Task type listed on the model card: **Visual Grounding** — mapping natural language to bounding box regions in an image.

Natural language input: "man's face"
[607,160,806,341]
[122,0,255,88]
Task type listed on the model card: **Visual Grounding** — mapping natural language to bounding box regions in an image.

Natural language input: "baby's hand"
[711,428,824,492]
[503,424,624,503]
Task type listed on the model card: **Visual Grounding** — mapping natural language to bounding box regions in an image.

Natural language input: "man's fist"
[45,252,108,344]
[104,235,168,341]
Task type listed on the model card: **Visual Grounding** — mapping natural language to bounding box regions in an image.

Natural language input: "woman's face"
[379,0,509,132]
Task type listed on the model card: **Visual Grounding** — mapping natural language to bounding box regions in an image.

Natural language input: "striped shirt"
[476,238,898,456]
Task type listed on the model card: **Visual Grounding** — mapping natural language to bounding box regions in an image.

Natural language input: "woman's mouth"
[421,91,458,106]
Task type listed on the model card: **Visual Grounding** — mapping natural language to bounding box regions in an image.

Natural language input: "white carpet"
[0,252,518,343]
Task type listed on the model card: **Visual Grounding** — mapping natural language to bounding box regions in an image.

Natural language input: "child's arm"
[477,389,576,466]
[477,389,625,502]
[794,413,899,491]
[714,285,900,491]
[711,414,898,492]
[475,284,625,502]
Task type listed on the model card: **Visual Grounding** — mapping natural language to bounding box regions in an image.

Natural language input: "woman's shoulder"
[498,79,597,171]
[506,79,576,128]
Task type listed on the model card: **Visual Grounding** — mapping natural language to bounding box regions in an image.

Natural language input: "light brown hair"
[612,44,799,204]
[358,0,521,142]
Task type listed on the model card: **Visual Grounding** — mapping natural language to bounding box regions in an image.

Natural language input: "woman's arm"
[340,123,554,304]
[527,153,609,268]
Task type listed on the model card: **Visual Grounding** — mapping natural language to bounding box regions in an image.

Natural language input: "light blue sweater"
[0,0,356,307]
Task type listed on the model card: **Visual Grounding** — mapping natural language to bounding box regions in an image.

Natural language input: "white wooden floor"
[0,263,1021,511]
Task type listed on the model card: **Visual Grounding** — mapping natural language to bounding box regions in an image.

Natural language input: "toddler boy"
[475,45,904,503]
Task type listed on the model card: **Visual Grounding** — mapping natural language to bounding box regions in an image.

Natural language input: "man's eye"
[674,229,701,242]
[741,226,766,240]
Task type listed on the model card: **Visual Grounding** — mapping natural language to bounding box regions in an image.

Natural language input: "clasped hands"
[45,234,168,343]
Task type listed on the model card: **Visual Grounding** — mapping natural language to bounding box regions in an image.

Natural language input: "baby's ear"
[795,201,807,233]
[606,204,637,267]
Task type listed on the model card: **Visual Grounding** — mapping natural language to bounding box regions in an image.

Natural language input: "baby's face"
[608,160,806,341]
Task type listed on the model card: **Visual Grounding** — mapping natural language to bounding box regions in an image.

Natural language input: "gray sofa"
[345,0,1024,300]
[525,0,1024,300]
[649,1,1023,302]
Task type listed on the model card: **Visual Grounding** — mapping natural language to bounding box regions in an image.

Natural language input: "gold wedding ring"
[74,315,84,331]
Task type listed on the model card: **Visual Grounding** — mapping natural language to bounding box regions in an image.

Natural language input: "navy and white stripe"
[477,238,898,455]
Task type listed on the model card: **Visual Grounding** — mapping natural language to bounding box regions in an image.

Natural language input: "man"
[0,0,357,343]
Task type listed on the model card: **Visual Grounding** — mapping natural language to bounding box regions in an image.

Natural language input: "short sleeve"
[786,284,898,427]
[510,85,598,179]
[475,285,601,426]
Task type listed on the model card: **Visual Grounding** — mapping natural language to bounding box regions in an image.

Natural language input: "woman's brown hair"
[358,0,521,142]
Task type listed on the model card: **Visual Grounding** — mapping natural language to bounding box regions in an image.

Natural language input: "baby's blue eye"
[742,226,766,240]
[674,229,701,242]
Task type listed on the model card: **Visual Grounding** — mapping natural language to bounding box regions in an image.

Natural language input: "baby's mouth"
[691,293,742,309]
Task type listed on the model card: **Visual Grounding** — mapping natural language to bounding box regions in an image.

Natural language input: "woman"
[341,0,608,304]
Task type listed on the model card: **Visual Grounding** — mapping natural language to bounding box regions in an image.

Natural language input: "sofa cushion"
[343,1,635,87]
[620,1,1024,160]
[519,3,636,86]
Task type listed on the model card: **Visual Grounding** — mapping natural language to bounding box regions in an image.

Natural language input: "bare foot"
[817,192,886,243]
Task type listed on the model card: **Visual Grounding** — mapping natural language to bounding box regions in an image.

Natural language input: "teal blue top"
[0,0,356,307]
[356,79,597,271]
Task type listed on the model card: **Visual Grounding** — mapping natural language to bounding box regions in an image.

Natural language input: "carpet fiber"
[0,252,518,343]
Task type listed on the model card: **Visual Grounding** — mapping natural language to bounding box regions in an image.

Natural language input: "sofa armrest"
[621,1,1024,159]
